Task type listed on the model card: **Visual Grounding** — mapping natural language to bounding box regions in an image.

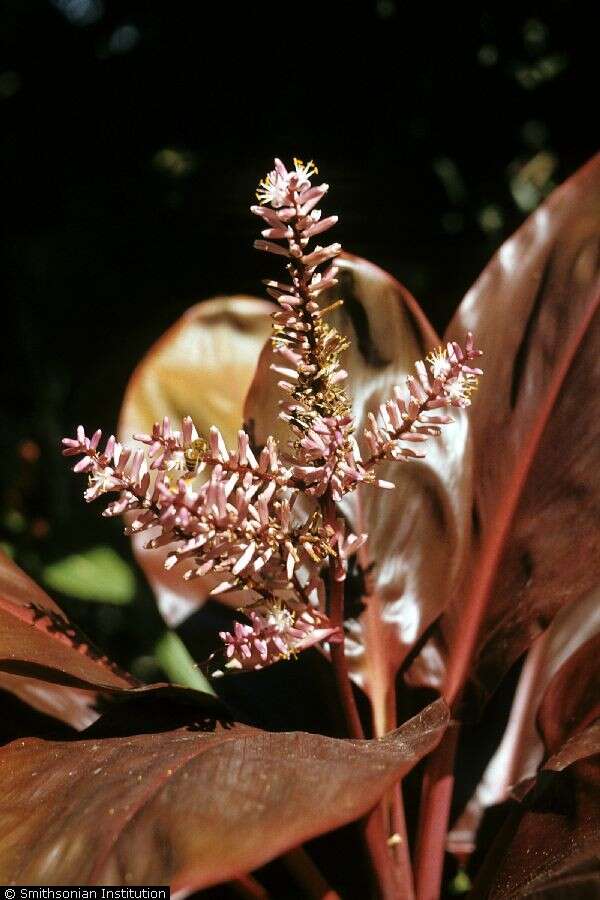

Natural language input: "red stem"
[323,493,364,740]
[390,774,415,900]
[329,590,365,739]
[414,722,460,900]
[323,492,414,898]
[354,490,415,897]
[282,847,341,899]
[382,682,415,900]
[363,809,402,899]
[230,874,271,900]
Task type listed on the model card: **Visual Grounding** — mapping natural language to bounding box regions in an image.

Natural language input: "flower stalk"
[61,155,484,898]
[414,722,461,900]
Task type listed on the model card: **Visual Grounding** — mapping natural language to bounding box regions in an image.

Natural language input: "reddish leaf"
[448,586,600,859]
[0,553,224,729]
[118,297,273,627]
[414,154,600,704]
[475,752,600,899]
[469,617,600,896]
[0,672,99,731]
[244,253,472,734]
[544,722,600,776]
[0,551,135,714]
[538,633,600,763]
[0,697,448,890]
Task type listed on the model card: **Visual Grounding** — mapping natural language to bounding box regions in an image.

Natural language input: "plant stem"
[373,681,415,900]
[414,721,460,900]
[322,492,413,899]
[323,492,364,740]
[364,809,402,899]
[282,847,341,899]
[353,489,415,898]
[390,782,414,899]
[329,578,365,740]
[230,874,270,899]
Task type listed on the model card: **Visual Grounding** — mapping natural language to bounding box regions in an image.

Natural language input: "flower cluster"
[217,605,341,674]
[363,334,483,467]
[251,158,483,500]
[62,156,483,675]
[252,159,349,431]
[291,414,369,500]
[62,418,347,669]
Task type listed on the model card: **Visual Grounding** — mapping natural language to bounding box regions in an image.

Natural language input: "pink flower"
[63,156,482,681]
[254,157,322,210]
[216,605,342,674]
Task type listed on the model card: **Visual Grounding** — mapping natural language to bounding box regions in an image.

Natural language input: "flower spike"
[62,156,482,676]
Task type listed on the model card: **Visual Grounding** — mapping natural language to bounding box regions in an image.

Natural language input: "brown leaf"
[475,755,600,899]
[0,697,448,890]
[118,297,273,626]
[538,633,600,764]
[0,552,109,728]
[544,722,600,775]
[447,586,600,859]
[0,553,225,729]
[244,253,472,734]
[415,154,600,704]
[474,634,600,898]
[0,672,99,731]
[0,551,135,713]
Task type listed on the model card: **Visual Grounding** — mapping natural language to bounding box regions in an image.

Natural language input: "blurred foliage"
[448,869,472,895]
[0,0,594,707]
[41,544,136,604]
[154,629,215,695]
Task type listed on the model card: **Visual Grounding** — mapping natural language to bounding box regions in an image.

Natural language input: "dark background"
[0,2,596,893]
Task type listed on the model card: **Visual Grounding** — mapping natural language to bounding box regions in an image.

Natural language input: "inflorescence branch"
[62,157,482,675]
[251,158,482,499]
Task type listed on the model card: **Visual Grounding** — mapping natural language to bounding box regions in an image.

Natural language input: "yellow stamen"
[293,158,318,179]
[426,347,451,381]
[256,175,275,205]
[317,299,344,318]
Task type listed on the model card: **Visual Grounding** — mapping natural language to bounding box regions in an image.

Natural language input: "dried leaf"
[0,697,448,890]
[118,297,272,626]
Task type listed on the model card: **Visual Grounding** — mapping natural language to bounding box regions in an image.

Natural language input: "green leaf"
[42,546,136,605]
[154,629,216,696]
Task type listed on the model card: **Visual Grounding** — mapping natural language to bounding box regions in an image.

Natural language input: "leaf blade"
[410,154,600,705]
[0,698,449,890]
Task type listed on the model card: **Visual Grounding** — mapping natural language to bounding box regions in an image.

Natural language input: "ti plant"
[62,157,482,689]
[0,154,599,899]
